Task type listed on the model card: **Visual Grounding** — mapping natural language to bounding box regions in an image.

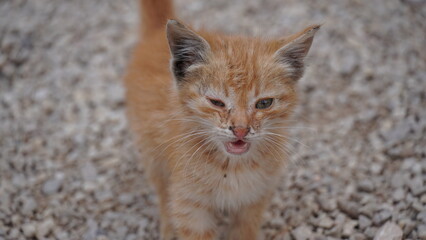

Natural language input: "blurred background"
[0,0,425,239]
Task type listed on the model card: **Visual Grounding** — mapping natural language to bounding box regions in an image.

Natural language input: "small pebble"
[316,215,334,229]
[359,215,372,230]
[318,197,337,212]
[337,200,359,219]
[42,176,63,195]
[418,211,426,223]
[418,224,426,239]
[392,188,405,201]
[118,194,135,205]
[21,197,37,215]
[374,222,403,240]
[36,218,55,238]
[22,223,36,237]
[373,210,392,226]
[358,180,375,192]
[350,233,366,240]
[342,220,357,237]
[291,225,313,240]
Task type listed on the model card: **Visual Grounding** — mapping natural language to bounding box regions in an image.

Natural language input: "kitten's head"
[166,20,319,158]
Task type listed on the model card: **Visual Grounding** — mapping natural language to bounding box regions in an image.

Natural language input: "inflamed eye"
[209,98,226,108]
[255,98,274,109]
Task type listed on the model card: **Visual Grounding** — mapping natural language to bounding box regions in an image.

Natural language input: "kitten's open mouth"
[225,140,250,155]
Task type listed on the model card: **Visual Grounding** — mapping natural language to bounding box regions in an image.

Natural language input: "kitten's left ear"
[274,25,320,81]
[166,20,211,84]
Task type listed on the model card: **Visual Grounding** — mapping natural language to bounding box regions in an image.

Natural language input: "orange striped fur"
[124,0,319,239]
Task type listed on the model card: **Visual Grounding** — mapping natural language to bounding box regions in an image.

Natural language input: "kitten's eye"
[208,98,226,108]
[255,98,274,109]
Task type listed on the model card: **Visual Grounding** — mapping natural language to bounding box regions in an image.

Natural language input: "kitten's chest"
[208,164,278,210]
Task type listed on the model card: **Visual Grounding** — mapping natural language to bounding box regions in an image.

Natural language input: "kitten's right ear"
[166,20,210,83]
[274,25,320,81]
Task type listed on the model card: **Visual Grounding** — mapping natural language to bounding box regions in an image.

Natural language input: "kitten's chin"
[224,140,251,155]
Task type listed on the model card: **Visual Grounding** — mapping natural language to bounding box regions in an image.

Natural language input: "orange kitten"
[124,0,320,239]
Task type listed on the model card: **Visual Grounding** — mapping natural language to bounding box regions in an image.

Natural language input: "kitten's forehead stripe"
[212,37,285,110]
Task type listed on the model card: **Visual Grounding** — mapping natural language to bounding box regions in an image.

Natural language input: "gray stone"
[374,222,403,240]
[316,215,334,229]
[11,214,20,225]
[342,220,358,237]
[22,223,36,237]
[364,226,376,238]
[291,225,313,240]
[270,215,285,227]
[373,210,392,226]
[83,218,97,240]
[410,184,426,197]
[55,231,69,240]
[330,48,359,75]
[95,190,113,202]
[12,174,26,188]
[8,228,19,239]
[359,215,372,230]
[418,224,426,239]
[118,194,135,205]
[81,161,98,182]
[399,219,416,236]
[36,218,55,238]
[350,233,366,240]
[96,236,111,240]
[125,234,137,240]
[289,213,304,227]
[390,173,405,188]
[21,197,37,215]
[418,211,426,223]
[370,163,383,175]
[42,176,64,195]
[337,200,359,219]
[358,180,375,192]
[382,121,412,147]
[359,203,377,218]
[318,197,336,212]
[401,158,417,170]
[421,194,426,204]
[392,188,405,202]
[412,200,424,212]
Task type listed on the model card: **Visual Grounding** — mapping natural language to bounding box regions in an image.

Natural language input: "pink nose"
[232,127,249,139]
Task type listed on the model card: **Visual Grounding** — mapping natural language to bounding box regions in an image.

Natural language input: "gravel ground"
[1,0,425,239]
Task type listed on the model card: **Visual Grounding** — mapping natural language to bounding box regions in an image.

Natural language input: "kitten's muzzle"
[229,126,249,140]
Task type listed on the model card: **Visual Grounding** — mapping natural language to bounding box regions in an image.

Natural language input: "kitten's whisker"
[170,136,213,176]
[186,140,216,180]
[263,136,293,156]
[182,139,214,179]
[152,131,211,158]
[262,139,284,164]
[262,132,310,150]
[264,126,316,132]
[266,137,307,168]
[155,132,213,163]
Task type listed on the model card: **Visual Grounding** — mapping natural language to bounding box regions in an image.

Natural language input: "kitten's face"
[167,20,319,158]
[179,43,297,157]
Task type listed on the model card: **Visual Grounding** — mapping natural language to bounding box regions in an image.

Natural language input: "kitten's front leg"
[170,197,218,240]
[227,196,270,240]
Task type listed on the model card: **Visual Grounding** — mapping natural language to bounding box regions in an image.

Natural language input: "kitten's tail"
[140,0,174,36]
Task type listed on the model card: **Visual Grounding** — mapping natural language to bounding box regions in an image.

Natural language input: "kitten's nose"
[231,127,249,139]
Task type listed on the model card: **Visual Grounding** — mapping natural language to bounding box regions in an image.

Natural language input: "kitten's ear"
[166,20,210,83]
[274,25,320,81]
